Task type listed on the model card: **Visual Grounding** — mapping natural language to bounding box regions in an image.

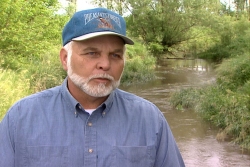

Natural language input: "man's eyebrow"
[82,47,99,51]
[112,48,124,53]
[82,47,124,53]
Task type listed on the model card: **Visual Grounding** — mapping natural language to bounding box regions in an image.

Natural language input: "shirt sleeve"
[154,113,185,167]
[0,110,15,167]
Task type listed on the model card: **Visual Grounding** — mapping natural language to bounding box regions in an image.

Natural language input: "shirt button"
[88,149,93,153]
[88,122,92,126]
[102,112,106,116]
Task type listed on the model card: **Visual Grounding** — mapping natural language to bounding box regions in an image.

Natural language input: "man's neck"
[67,79,108,109]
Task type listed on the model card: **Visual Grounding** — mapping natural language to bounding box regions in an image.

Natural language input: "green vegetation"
[0,0,68,69]
[122,40,156,85]
[0,69,32,120]
[0,0,67,119]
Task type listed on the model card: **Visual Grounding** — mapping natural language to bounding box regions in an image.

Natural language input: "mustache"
[88,73,114,81]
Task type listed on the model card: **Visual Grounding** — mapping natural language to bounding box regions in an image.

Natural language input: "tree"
[91,0,222,54]
[66,0,77,14]
[233,0,250,19]
[0,0,69,69]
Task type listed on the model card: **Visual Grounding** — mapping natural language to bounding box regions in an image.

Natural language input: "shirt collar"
[103,89,114,112]
[61,78,79,111]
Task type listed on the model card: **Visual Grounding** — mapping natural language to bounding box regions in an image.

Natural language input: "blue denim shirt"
[0,79,185,167]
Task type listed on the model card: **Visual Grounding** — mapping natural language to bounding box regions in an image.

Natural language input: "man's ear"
[60,47,68,71]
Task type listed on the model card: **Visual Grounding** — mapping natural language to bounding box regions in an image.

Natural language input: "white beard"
[67,59,121,97]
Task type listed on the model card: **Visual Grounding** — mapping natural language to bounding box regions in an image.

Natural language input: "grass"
[0,69,31,119]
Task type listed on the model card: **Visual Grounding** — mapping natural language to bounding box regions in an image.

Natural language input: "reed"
[0,69,31,119]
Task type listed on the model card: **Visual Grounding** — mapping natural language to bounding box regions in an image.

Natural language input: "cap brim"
[72,31,134,45]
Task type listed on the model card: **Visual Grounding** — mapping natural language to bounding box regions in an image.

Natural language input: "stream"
[120,58,250,167]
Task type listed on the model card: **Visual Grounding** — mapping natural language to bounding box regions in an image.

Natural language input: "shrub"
[24,46,66,92]
[216,53,250,91]
[169,87,202,110]
[122,42,156,85]
[197,86,250,148]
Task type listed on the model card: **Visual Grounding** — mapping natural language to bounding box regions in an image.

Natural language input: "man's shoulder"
[11,85,62,109]
[22,85,61,101]
[113,89,164,123]
[114,89,157,108]
[115,89,148,101]
[4,85,63,124]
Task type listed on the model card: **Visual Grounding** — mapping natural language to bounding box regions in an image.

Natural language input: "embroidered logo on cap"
[84,12,121,28]
[98,17,113,29]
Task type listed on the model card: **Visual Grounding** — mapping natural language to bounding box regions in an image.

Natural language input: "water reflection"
[121,59,250,167]
[155,59,216,86]
[162,58,213,72]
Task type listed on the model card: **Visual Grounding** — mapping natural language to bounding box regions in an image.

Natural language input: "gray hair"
[63,42,73,67]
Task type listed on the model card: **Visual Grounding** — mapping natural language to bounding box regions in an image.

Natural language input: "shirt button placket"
[87,122,93,155]
[84,117,97,166]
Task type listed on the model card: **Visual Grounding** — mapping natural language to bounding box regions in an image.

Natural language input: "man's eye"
[87,52,97,56]
[111,53,122,59]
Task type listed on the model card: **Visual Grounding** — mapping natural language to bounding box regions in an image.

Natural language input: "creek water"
[120,59,250,167]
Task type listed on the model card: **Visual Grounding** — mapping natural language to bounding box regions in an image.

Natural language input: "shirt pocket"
[113,145,156,167]
[22,146,68,167]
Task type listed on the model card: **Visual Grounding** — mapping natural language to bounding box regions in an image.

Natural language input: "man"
[0,8,185,167]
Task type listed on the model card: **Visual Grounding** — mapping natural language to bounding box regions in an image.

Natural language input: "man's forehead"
[72,39,126,52]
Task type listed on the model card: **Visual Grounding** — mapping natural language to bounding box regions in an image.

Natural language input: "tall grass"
[0,46,65,119]
[0,69,31,119]
[122,41,156,85]
[24,47,66,92]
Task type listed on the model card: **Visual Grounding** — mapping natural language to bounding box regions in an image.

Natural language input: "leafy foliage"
[0,0,69,69]
[216,53,250,91]
[198,17,250,60]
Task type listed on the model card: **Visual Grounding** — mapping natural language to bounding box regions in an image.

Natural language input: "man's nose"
[96,55,111,71]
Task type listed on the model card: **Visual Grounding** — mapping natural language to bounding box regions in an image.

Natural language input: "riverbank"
[170,54,250,150]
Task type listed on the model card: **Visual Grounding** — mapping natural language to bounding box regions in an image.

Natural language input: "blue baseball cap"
[62,8,134,46]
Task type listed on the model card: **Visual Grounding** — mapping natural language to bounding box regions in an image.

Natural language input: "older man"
[0,7,185,167]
